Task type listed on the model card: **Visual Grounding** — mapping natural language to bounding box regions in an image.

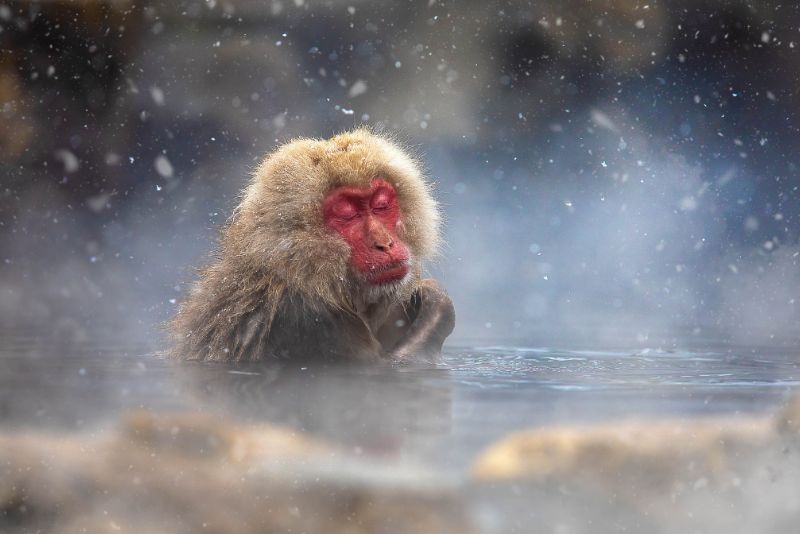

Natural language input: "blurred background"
[2,0,799,350]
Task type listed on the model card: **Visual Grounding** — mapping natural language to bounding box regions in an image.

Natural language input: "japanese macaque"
[170,128,455,363]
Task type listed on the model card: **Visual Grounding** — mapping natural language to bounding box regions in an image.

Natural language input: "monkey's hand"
[388,279,455,362]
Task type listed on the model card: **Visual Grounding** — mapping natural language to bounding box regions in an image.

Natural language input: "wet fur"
[170,128,441,362]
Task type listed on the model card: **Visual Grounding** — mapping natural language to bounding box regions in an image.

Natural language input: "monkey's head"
[226,128,440,309]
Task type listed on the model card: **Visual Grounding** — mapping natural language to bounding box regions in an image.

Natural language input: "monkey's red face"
[323,179,411,285]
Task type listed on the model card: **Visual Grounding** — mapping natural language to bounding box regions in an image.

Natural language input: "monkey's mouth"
[364,261,410,285]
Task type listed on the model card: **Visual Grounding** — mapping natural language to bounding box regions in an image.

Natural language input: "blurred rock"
[470,397,800,534]
[472,417,773,491]
[0,411,470,534]
[776,395,800,436]
[121,409,334,462]
[2,400,799,533]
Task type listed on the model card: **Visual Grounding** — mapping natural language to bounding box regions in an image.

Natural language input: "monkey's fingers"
[390,280,455,361]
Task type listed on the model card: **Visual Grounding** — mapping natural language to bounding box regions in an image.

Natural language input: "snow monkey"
[170,128,455,363]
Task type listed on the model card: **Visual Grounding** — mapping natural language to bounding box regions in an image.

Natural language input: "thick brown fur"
[170,128,447,363]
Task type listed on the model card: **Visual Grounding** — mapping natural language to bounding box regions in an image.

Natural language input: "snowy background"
[2,0,800,349]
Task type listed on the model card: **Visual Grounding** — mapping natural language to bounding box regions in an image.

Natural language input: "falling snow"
[154,155,174,178]
[348,80,368,98]
[54,149,80,173]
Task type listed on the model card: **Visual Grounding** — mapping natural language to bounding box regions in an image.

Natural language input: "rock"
[0,411,471,534]
[471,417,772,492]
[5,400,797,533]
[775,395,800,437]
[469,398,800,534]
[121,409,330,462]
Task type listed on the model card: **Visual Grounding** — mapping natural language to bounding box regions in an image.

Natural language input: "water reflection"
[176,361,454,463]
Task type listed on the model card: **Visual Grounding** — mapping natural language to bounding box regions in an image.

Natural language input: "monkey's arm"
[382,279,455,361]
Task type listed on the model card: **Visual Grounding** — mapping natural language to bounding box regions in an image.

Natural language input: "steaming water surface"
[2,331,798,472]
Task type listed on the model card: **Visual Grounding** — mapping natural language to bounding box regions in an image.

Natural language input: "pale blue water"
[2,333,797,471]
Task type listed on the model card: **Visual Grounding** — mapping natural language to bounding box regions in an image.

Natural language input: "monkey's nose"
[374,238,394,252]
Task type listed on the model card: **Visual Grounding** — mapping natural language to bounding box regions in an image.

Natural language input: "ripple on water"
[443,345,799,389]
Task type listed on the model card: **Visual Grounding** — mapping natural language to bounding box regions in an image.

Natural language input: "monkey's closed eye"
[330,200,359,220]
[370,189,394,212]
